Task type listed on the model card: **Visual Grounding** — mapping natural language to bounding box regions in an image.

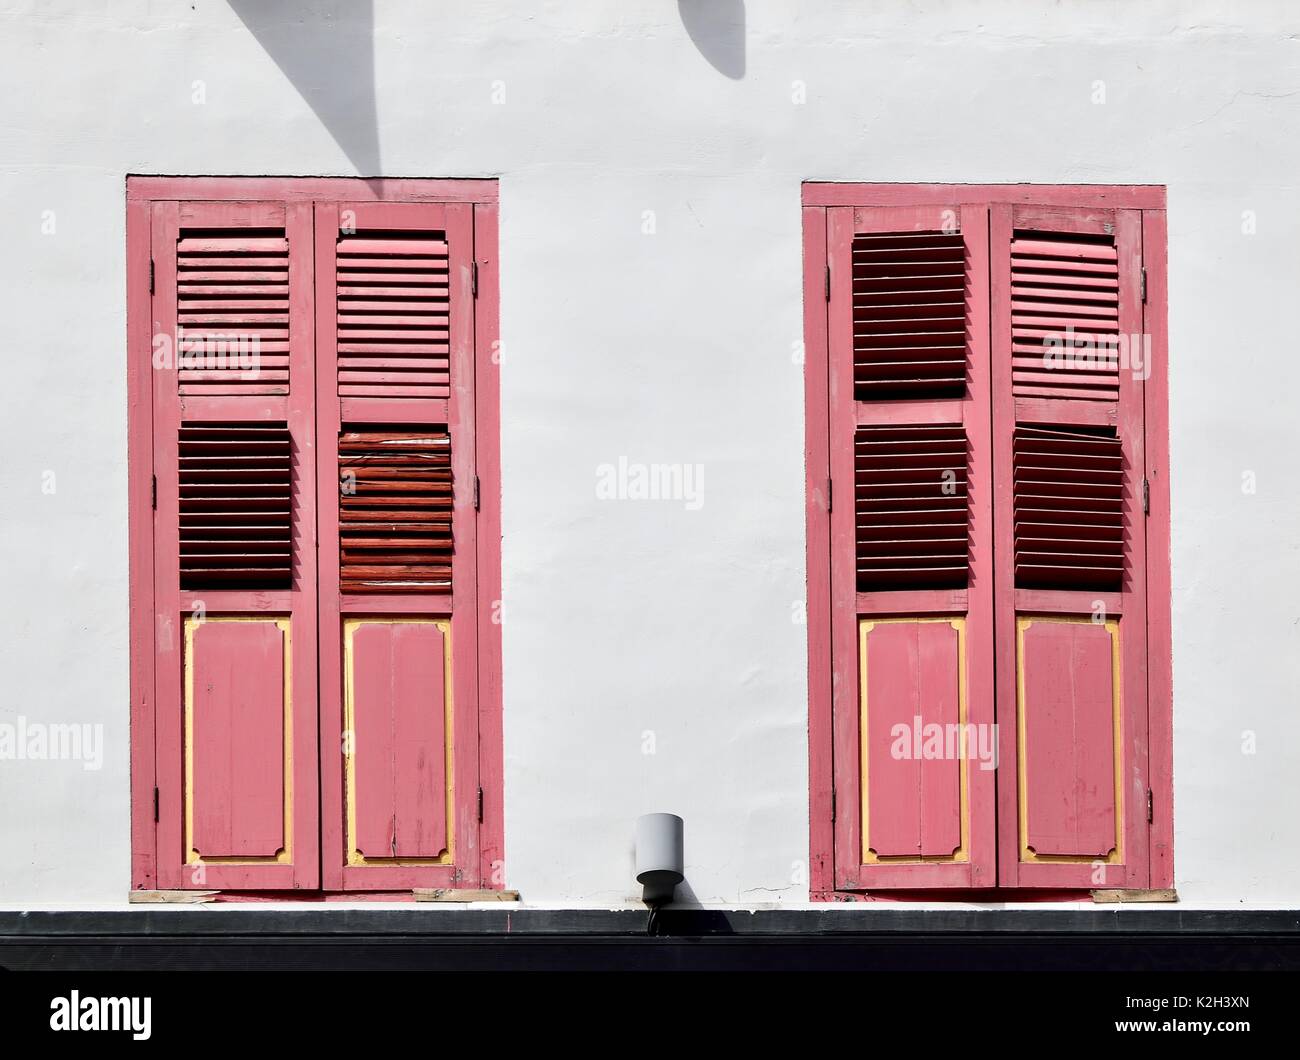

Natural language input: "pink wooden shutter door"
[315,200,481,890]
[828,204,997,890]
[990,204,1151,888]
[151,200,320,890]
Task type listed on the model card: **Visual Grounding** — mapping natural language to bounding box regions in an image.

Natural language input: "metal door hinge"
[472,261,479,298]
[153,786,160,823]
[825,263,831,302]
[149,259,155,294]
[477,786,484,823]
[1146,789,1154,824]
[1142,477,1150,516]
[473,475,481,512]
[827,477,833,513]
[1141,267,1147,304]
[831,789,837,822]
[151,474,157,510]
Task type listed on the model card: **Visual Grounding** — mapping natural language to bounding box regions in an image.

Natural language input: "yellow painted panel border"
[184,616,293,866]
[1016,615,1123,865]
[860,617,969,865]
[343,617,455,867]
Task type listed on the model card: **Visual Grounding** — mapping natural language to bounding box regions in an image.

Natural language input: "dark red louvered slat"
[855,424,969,590]
[336,231,451,398]
[178,422,292,588]
[339,428,453,592]
[176,230,290,395]
[853,230,968,399]
[1013,426,1125,589]
[1010,231,1120,402]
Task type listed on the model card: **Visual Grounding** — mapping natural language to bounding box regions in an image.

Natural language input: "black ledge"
[3,908,1299,970]
[3,907,1300,936]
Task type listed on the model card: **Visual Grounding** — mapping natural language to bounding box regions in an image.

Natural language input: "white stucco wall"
[1,0,1298,909]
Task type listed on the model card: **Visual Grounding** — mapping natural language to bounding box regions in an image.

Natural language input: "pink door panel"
[864,620,962,860]
[1019,619,1117,860]
[350,621,449,861]
[189,620,287,860]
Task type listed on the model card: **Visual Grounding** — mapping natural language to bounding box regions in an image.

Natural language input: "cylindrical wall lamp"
[635,812,684,907]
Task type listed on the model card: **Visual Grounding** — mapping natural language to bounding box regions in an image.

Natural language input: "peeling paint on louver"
[339,428,453,593]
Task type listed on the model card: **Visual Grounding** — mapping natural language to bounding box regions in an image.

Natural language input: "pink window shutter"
[826,203,997,891]
[990,203,1152,890]
[315,200,483,891]
[805,185,1168,898]
[150,199,321,891]
[129,177,504,898]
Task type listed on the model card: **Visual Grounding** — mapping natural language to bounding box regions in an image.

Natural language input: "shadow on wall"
[227,0,380,175]
[678,0,746,79]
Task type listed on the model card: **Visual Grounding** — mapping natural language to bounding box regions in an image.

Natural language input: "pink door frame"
[127,176,503,897]
[802,183,1172,900]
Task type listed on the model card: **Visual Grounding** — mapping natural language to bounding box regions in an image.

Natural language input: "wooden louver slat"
[178,422,293,589]
[853,230,968,399]
[1013,426,1125,589]
[336,230,451,399]
[1010,230,1120,402]
[339,428,453,593]
[855,424,969,590]
[176,229,290,395]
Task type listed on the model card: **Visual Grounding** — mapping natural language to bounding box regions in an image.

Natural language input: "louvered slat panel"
[1013,426,1125,589]
[1010,231,1120,402]
[179,422,292,588]
[339,428,453,592]
[855,424,969,590]
[853,230,967,399]
[336,232,451,398]
[176,231,290,395]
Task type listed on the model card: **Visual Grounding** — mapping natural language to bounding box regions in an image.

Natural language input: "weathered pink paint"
[472,200,506,889]
[128,176,498,204]
[190,621,286,859]
[865,621,961,859]
[127,195,157,890]
[802,183,1166,210]
[351,622,448,859]
[1020,621,1116,858]
[803,206,835,895]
